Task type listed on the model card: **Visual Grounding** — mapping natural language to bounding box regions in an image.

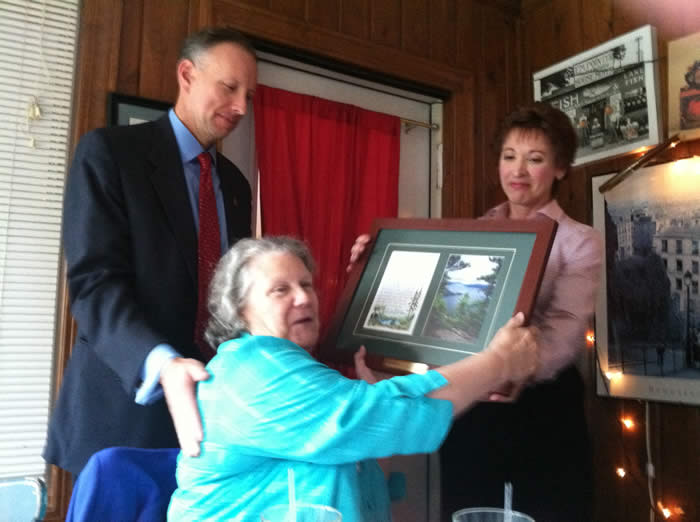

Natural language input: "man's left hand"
[160,357,210,457]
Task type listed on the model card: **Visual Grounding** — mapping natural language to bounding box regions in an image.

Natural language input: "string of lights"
[588,331,686,519]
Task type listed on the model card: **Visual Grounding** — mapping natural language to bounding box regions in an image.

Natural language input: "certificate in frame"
[321,218,557,372]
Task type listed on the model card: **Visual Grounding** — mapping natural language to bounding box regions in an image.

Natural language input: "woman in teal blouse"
[167,237,537,521]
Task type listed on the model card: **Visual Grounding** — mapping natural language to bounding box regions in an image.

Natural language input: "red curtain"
[253,84,400,336]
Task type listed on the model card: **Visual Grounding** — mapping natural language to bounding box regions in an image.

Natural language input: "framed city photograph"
[321,218,557,373]
[592,164,700,405]
[533,25,662,166]
[107,92,171,126]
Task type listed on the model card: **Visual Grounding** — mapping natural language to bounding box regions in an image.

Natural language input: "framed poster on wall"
[534,25,662,166]
[668,31,700,141]
[592,162,700,405]
[321,217,556,373]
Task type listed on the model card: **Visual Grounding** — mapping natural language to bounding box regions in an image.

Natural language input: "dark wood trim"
[212,0,471,90]
[447,78,476,218]
[475,0,521,16]
[519,0,552,12]
[70,0,122,147]
[250,37,450,100]
[189,0,214,31]
[44,259,76,521]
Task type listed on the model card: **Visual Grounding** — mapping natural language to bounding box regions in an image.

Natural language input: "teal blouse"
[167,334,453,521]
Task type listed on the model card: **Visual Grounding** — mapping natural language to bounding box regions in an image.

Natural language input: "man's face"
[177,42,257,148]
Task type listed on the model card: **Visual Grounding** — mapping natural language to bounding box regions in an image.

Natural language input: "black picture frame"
[321,217,557,374]
[533,25,662,166]
[107,92,171,126]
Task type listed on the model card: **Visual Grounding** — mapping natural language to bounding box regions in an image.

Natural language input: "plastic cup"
[260,503,342,522]
[452,507,535,522]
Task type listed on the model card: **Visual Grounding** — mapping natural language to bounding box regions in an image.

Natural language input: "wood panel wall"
[518,1,700,521]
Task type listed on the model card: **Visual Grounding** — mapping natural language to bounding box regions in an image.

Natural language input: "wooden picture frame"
[321,217,557,373]
[533,25,662,166]
[107,92,171,126]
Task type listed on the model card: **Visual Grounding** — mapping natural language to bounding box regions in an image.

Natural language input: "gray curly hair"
[204,236,316,349]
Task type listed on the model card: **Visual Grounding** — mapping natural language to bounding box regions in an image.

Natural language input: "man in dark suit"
[44,27,257,476]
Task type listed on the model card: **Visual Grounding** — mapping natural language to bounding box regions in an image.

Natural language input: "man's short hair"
[179,26,256,64]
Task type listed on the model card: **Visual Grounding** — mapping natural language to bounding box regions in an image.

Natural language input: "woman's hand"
[484,312,538,398]
[353,345,378,384]
[430,313,537,416]
[347,234,371,273]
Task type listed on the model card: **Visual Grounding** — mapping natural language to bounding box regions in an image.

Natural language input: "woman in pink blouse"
[440,103,603,522]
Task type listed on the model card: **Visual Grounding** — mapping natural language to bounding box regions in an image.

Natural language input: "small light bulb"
[616,467,626,478]
[605,371,623,381]
[657,502,672,519]
[585,331,595,345]
[620,417,635,430]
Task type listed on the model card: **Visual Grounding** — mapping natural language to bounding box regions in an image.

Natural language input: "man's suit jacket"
[44,116,252,475]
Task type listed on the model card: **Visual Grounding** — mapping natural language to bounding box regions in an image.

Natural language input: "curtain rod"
[401,117,439,131]
[598,134,681,194]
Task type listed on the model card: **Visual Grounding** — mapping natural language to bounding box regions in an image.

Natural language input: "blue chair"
[67,447,179,522]
[0,477,47,522]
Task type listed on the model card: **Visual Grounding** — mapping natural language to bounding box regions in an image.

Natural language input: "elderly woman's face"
[499,129,565,216]
[241,251,320,351]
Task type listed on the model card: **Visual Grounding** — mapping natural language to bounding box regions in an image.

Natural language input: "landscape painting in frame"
[534,25,662,166]
[592,159,700,405]
[422,253,504,344]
